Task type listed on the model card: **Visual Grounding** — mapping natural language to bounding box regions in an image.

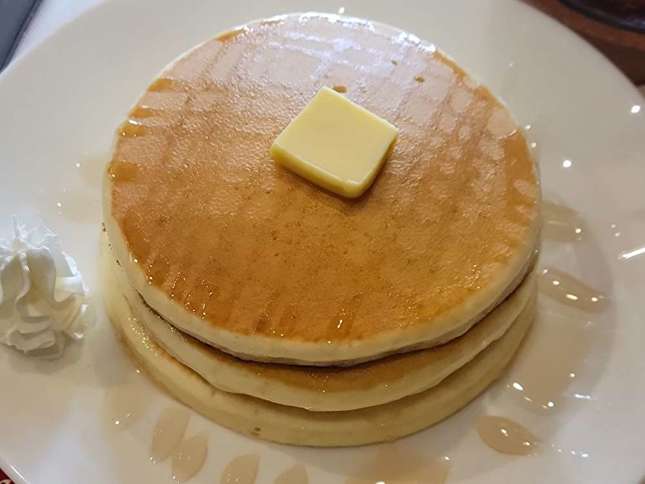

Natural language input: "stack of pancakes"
[102,14,540,447]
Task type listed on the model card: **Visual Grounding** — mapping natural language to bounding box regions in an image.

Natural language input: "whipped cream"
[0,218,93,358]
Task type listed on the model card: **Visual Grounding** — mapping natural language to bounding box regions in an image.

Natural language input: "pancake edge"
[102,240,536,447]
[105,235,537,411]
[102,13,542,366]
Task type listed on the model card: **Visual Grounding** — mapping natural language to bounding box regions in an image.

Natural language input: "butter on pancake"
[270,86,398,198]
[104,14,540,365]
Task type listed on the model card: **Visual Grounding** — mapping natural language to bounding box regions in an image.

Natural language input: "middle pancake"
[112,248,536,412]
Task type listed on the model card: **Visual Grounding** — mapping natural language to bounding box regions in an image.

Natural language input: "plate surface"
[0,0,644,483]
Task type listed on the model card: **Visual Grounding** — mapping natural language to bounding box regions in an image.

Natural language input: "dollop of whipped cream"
[0,218,93,358]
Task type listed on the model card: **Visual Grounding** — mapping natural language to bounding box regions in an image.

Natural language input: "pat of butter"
[270,87,398,198]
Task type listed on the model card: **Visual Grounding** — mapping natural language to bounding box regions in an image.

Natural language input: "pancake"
[106,236,536,411]
[104,13,540,365]
[103,245,536,447]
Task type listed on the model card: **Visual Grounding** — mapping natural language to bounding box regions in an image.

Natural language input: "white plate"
[1,0,644,483]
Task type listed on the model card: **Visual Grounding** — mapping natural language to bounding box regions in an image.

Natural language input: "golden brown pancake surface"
[105,14,539,363]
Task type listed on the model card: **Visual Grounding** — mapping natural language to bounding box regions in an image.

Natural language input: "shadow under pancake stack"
[102,13,541,447]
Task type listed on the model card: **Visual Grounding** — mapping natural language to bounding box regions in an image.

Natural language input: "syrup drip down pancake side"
[102,242,537,446]
[107,237,537,411]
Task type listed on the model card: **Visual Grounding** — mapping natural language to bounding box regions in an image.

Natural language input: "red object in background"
[0,468,13,484]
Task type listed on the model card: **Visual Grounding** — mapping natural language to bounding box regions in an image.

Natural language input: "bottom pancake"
[103,245,536,447]
[106,238,536,411]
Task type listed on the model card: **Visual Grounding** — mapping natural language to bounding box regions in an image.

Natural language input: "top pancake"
[104,13,540,365]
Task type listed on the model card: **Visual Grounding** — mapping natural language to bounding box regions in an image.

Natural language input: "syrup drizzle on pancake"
[106,13,540,363]
[108,161,139,182]
[130,106,157,119]
[119,119,146,138]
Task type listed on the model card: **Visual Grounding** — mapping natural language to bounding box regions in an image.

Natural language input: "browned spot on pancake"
[332,85,348,93]
[109,14,539,344]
